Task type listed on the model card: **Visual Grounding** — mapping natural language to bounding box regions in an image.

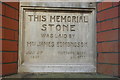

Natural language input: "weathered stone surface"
[19,2,96,73]
[19,8,96,72]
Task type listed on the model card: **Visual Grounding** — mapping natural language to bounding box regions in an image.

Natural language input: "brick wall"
[0,2,19,76]
[97,2,120,77]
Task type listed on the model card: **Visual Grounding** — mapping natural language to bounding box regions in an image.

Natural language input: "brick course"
[97,64,119,76]
[97,30,118,42]
[2,63,17,76]
[2,52,18,63]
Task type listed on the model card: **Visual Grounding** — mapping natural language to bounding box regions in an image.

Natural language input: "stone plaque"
[19,8,96,72]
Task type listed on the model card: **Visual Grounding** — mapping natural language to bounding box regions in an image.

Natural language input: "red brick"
[97,7,119,21]
[0,28,2,39]
[0,17,1,25]
[97,42,119,52]
[100,18,119,32]
[2,28,16,40]
[119,65,120,76]
[2,3,19,20]
[97,18,119,32]
[14,31,18,40]
[119,42,120,52]
[5,2,19,9]
[97,3,102,11]
[112,18,119,29]
[0,42,1,48]
[107,7,119,19]
[0,66,1,75]
[2,3,6,15]
[2,63,17,75]
[118,18,120,27]
[97,23,101,32]
[2,52,17,63]
[97,64,113,75]
[97,30,118,42]
[0,3,2,15]
[102,2,112,10]
[15,11,19,20]
[113,2,120,6]
[100,20,113,31]
[97,64,119,76]
[15,10,19,20]
[113,65,120,76]
[2,16,18,30]
[0,52,2,63]
[98,53,119,64]
[97,12,102,21]
[2,40,18,51]
[97,11,106,21]
[4,5,16,19]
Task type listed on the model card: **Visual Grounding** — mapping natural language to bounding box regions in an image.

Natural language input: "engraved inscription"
[23,10,94,65]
